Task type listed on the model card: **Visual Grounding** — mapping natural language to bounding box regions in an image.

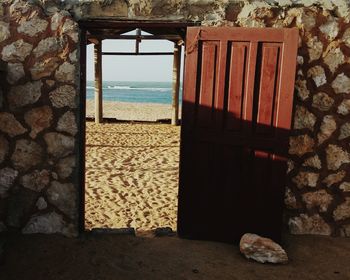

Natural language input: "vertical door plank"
[182,28,200,130]
[214,40,228,129]
[275,29,299,131]
[243,42,258,133]
[226,42,248,131]
[256,44,280,135]
[198,42,218,127]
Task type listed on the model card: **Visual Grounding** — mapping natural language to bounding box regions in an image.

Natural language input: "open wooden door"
[177,27,298,243]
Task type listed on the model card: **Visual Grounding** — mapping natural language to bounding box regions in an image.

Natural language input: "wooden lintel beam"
[87,34,182,41]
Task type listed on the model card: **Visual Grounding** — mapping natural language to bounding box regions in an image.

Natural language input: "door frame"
[77,20,199,234]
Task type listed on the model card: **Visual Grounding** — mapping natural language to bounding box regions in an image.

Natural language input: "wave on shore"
[86,81,182,104]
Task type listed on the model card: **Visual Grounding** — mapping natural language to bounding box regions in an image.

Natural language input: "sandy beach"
[86,100,181,122]
[85,104,181,234]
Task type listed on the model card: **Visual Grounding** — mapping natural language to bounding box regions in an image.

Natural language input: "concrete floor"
[1,233,350,280]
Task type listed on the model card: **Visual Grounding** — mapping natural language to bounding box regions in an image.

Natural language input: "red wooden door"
[177,27,298,243]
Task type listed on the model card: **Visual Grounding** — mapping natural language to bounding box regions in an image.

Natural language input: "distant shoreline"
[86,81,183,105]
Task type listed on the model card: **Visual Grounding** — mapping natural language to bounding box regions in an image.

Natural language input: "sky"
[86,31,184,82]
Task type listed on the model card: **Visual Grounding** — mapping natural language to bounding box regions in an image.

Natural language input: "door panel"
[226,42,249,131]
[178,27,298,243]
[256,44,281,135]
[198,41,219,127]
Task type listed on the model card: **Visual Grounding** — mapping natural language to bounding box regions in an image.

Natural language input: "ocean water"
[86,81,183,105]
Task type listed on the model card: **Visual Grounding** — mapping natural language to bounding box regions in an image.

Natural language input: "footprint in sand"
[85,122,180,231]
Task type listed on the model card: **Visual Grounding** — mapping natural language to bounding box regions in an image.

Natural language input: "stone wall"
[0,0,349,237]
[0,0,79,236]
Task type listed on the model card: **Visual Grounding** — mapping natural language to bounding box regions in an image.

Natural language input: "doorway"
[79,22,190,235]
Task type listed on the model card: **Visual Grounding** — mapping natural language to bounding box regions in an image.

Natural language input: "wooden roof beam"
[87,34,182,41]
[101,52,174,56]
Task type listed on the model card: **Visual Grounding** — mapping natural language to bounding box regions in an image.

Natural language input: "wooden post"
[135,28,141,54]
[171,43,181,126]
[94,39,103,124]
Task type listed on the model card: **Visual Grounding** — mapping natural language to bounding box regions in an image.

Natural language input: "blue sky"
[86,31,184,82]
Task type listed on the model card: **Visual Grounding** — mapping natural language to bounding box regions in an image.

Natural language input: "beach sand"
[86,100,181,122]
[85,110,181,234]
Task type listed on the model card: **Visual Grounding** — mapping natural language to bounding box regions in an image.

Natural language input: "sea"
[86,81,183,105]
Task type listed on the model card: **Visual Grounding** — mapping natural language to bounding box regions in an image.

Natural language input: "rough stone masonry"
[0,0,349,238]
